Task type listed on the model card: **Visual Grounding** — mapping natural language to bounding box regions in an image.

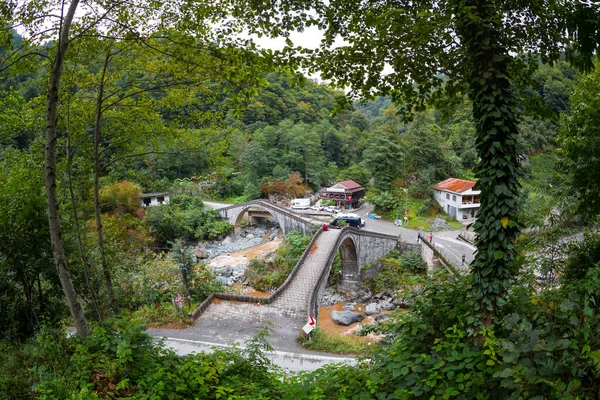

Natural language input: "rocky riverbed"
[194,223,283,287]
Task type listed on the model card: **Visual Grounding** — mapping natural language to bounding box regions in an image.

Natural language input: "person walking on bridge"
[429,232,433,243]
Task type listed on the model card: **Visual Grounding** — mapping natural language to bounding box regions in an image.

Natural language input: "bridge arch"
[338,236,359,283]
[231,204,284,233]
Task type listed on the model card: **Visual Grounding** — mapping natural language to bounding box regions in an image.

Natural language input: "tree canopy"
[230,0,600,316]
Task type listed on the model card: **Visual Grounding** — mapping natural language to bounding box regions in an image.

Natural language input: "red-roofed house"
[433,178,481,221]
[320,180,365,210]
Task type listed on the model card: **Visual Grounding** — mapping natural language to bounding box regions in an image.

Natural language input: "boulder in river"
[331,311,364,326]
[375,314,391,322]
[194,248,208,259]
[365,303,380,316]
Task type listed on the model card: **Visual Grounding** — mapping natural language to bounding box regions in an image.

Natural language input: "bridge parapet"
[420,239,460,276]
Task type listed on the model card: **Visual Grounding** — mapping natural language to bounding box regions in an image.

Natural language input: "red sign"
[303,316,316,334]
[175,292,184,310]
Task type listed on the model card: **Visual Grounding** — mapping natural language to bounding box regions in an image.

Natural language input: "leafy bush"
[562,230,600,283]
[124,255,221,310]
[99,180,142,214]
[144,194,232,245]
[0,340,33,399]
[398,250,428,273]
[354,322,386,337]
[417,198,439,216]
[371,257,404,293]
[370,190,399,214]
[362,250,427,293]
[245,230,311,291]
[244,182,261,200]
[328,252,341,286]
[259,172,310,198]
[8,319,285,399]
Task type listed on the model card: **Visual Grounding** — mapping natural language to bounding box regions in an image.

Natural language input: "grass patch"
[371,195,464,231]
[131,302,195,328]
[298,328,370,354]
[224,195,249,204]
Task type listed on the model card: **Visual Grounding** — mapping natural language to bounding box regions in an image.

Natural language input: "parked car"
[337,213,366,226]
[324,206,341,213]
[309,205,324,211]
[328,215,365,229]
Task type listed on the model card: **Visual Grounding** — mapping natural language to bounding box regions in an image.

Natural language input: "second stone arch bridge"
[217,199,314,235]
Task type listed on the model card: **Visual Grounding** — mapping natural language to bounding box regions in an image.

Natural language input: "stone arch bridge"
[193,225,405,322]
[217,199,315,235]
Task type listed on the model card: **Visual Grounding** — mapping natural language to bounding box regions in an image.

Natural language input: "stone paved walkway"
[271,229,341,314]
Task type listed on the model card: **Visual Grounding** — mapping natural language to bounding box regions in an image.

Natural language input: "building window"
[157,196,164,204]
[452,195,456,202]
[143,198,151,207]
[446,193,450,200]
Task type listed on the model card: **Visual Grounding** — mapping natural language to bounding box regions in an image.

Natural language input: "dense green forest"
[2,0,600,398]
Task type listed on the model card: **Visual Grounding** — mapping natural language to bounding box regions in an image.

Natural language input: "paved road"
[158,336,356,372]
[353,204,476,268]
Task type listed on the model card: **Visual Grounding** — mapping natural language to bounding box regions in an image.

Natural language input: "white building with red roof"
[433,178,481,221]
[320,180,365,210]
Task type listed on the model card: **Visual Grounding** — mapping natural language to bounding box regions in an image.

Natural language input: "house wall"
[435,190,481,221]
[433,189,444,206]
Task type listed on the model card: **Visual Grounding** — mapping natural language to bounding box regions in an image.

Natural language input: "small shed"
[140,192,170,207]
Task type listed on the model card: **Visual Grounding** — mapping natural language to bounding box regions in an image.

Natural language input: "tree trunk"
[93,47,118,314]
[37,274,44,313]
[66,136,103,320]
[44,0,89,338]
[455,0,521,318]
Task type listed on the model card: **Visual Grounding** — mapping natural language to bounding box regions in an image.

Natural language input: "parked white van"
[291,198,311,209]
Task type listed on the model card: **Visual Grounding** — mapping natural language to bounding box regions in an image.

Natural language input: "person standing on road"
[417,233,421,243]
[429,232,433,243]
[462,254,466,265]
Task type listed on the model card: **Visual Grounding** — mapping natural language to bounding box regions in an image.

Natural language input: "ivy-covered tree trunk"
[455,0,521,316]
[44,0,90,338]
